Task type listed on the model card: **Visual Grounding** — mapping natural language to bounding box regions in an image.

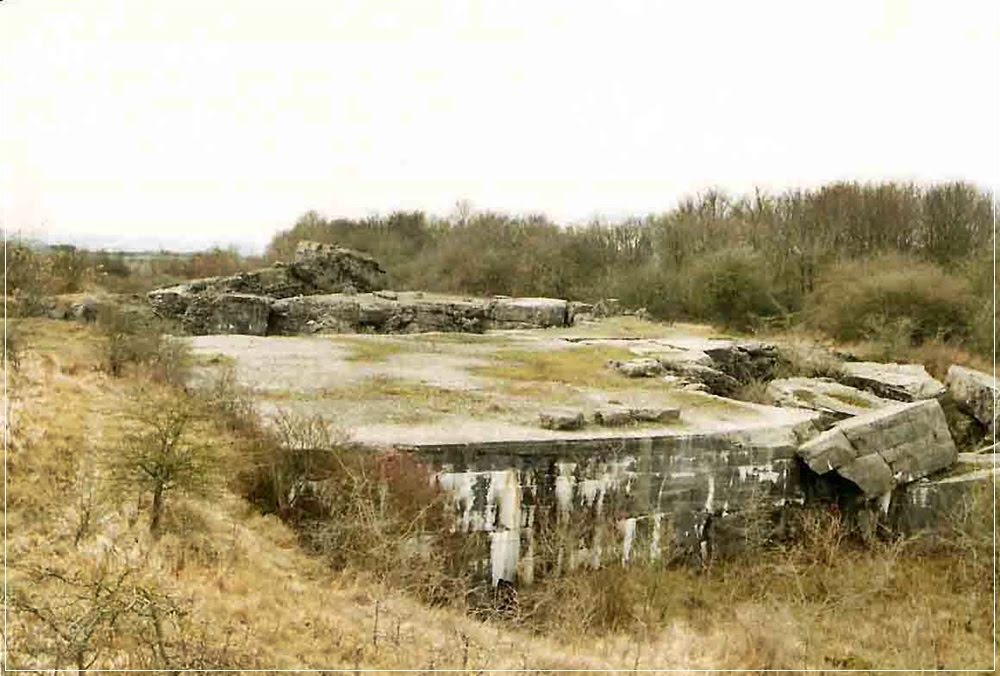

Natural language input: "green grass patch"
[332,337,411,363]
[473,345,638,388]
[271,376,513,424]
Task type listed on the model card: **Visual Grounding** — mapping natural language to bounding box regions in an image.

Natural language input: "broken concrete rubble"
[148,241,574,336]
[767,377,892,428]
[593,406,633,427]
[539,410,586,431]
[270,293,571,335]
[945,365,997,434]
[840,362,946,402]
[796,399,958,498]
[592,405,681,427]
[181,293,271,336]
[703,341,782,383]
[611,358,664,378]
[605,339,782,397]
[148,241,388,334]
[890,466,997,534]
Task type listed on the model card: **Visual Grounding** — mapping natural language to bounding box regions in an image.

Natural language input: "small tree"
[106,391,221,538]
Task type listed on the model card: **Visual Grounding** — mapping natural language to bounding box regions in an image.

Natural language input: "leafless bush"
[104,389,224,539]
[97,306,163,377]
[10,560,187,673]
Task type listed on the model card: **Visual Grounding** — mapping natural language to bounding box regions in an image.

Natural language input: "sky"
[1,0,998,253]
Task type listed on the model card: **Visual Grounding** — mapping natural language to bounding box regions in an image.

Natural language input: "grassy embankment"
[7,318,996,671]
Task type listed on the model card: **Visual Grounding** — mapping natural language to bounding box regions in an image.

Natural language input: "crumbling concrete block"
[610,358,664,378]
[796,399,958,498]
[767,377,892,428]
[629,406,681,423]
[539,409,586,431]
[840,362,946,402]
[837,452,895,498]
[593,406,633,427]
[798,427,859,475]
[181,293,271,336]
[489,297,568,329]
[945,365,997,434]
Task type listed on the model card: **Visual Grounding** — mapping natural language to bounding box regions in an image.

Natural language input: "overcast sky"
[1,0,997,252]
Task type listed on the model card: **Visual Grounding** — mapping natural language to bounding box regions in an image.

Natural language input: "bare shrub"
[10,559,186,673]
[104,389,224,538]
[97,306,163,377]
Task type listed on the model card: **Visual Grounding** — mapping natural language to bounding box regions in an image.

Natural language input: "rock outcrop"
[797,399,957,498]
[767,377,893,428]
[840,362,946,402]
[945,365,997,434]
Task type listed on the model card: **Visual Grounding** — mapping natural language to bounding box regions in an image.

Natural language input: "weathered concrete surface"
[186,325,824,582]
[840,362,946,402]
[604,338,780,397]
[491,298,569,329]
[416,422,816,584]
[610,358,664,378]
[290,240,388,294]
[148,241,388,334]
[956,452,1000,466]
[945,365,997,434]
[181,293,272,336]
[270,292,570,335]
[539,410,585,431]
[767,377,893,428]
[797,399,958,498]
[890,466,997,534]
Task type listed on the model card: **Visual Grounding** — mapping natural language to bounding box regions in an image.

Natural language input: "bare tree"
[105,391,221,538]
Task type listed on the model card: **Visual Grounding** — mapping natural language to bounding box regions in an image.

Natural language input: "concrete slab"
[187,323,821,449]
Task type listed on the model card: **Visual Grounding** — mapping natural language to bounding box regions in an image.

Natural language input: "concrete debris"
[148,241,575,336]
[611,358,665,378]
[593,405,680,426]
[660,362,740,397]
[539,409,586,431]
[945,365,997,434]
[181,293,272,336]
[628,406,681,423]
[767,377,893,428]
[593,406,633,427]
[270,293,571,335]
[796,399,958,498]
[840,362,946,402]
[147,240,388,334]
[490,297,569,329]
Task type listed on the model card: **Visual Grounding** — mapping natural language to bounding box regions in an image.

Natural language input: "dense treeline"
[8,181,994,355]
[267,181,995,351]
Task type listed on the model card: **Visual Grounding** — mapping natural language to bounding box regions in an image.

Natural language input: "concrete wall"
[403,423,815,585]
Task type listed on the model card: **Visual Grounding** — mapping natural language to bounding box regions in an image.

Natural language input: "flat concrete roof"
[187,317,819,449]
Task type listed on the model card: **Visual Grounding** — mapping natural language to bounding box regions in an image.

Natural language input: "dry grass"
[9,319,996,671]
